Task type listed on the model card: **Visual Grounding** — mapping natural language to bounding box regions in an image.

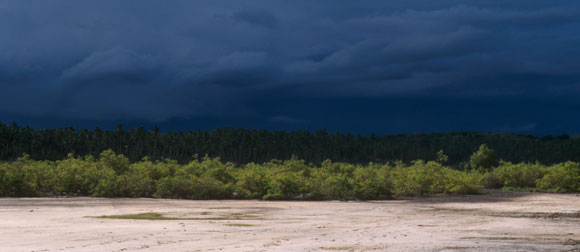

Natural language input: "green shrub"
[352,164,392,200]
[469,144,499,172]
[472,171,502,189]
[263,170,306,200]
[5,149,579,199]
[91,169,121,197]
[154,175,231,199]
[537,162,580,192]
[444,170,483,195]
[306,161,356,200]
[234,163,268,198]
[392,161,440,196]
[154,175,194,199]
[55,154,104,196]
[392,160,482,196]
[0,155,39,196]
[99,149,130,174]
[494,161,547,188]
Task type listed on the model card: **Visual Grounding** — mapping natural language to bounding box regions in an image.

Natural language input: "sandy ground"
[1,192,580,252]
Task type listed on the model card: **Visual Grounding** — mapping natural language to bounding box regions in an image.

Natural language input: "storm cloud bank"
[1,1,579,133]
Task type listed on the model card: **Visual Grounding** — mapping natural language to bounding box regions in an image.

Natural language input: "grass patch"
[89,212,262,221]
[225,223,254,227]
[319,245,388,251]
[228,212,259,218]
[490,211,580,219]
[441,246,475,250]
[319,246,357,251]
[93,212,182,220]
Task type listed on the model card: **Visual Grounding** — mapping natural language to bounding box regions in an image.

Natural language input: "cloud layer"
[1,0,579,133]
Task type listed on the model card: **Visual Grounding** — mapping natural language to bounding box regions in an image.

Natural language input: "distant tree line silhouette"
[1,122,579,166]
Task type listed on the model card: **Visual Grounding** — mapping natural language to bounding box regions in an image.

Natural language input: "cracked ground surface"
[1,192,579,252]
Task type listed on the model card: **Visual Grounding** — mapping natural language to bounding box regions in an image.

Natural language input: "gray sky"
[1,0,580,134]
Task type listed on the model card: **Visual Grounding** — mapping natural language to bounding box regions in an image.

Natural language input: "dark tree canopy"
[1,122,579,166]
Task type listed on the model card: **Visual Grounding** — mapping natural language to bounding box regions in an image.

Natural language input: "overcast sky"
[1,0,579,134]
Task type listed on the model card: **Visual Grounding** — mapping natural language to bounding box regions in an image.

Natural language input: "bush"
[263,171,306,200]
[493,161,547,188]
[444,170,483,195]
[469,144,499,172]
[537,162,580,192]
[392,161,440,196]
[392,160,482,196]
[477,171,503,189]
[55,154,103,196]
[5,149,579,199]
[154,175,195,199]
[234,163,268,198]
[0,155,40,196]
[352,164,392,200]
[99,149,130,174]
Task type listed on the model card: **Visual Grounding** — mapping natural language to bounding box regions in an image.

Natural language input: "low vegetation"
[92,212,261,221]
[93,212,181,220]
[224,223,254,227]
[1,146,578,200]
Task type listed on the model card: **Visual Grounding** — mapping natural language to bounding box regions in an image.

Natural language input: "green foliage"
[392,160,482,196]
[352,164,392,200]
[235,163,268,198]
[99,149,130,174]
[436,150,449,163]
[0,154,40,196]
[476,171,503,189]
[153,157,234,200]
[445,170,484,195]
[56,154,103,196]
[1,148,578,200]
[469,144,499,172]
[263,170,306,200]
[493,161,547,188]
[537,162,580,192]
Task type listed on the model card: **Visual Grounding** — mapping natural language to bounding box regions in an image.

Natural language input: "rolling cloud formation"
[0,1,579,133]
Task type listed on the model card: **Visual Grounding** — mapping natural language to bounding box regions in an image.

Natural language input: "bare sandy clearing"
[1,193,579,252]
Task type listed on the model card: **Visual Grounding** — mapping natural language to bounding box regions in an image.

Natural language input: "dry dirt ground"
[1,192,580,252]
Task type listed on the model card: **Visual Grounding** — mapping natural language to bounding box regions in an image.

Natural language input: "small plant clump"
[1,145,579,200]
[91,212,261,221]
[225,223,254,227]
[94,212,179,220]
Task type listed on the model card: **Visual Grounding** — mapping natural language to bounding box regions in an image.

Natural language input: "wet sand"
[1,192,579,252]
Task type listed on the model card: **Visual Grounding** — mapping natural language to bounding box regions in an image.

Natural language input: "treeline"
[1,147,578,200]
[1,122,580,166]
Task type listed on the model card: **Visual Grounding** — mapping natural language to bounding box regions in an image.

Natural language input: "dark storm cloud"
[233,9,279,29]
[1,0,580,133]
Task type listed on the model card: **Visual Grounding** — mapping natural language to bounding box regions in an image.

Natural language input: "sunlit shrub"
[56,154,103,196]
[469,144,499,172]
[263,170,306,200]
[537,162,580,192]
[352,164,392,200]
[493,161,547,188]
[154,174,231,199]
[154,175,195,199]
[99,149,130,174]
[0,155,40,196]
[234,163,268,198]
[444,170,483,195]
[392,160,482,196]
[4,149,578,199]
